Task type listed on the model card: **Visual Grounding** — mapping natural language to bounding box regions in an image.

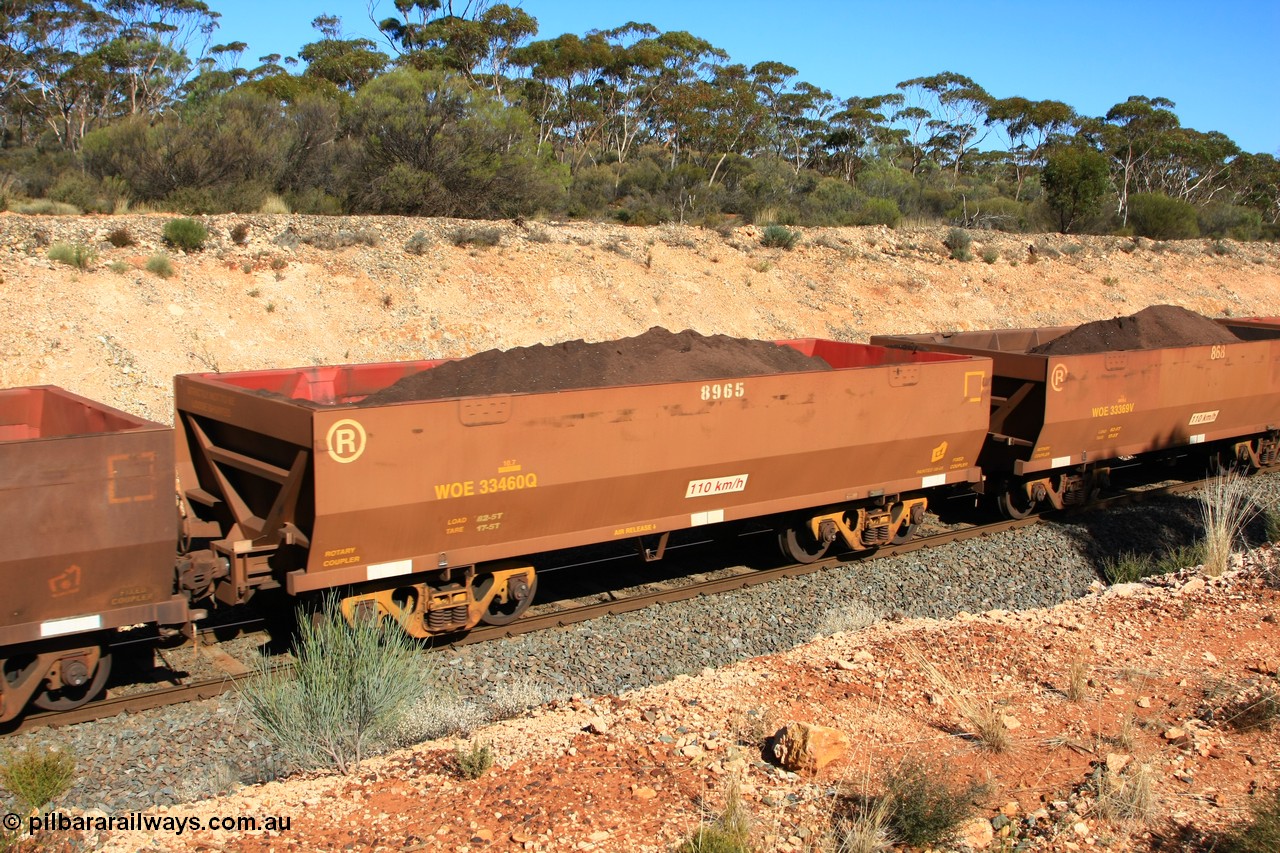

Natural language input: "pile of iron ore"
[1030,304,1239,355]
[361,327,831,404]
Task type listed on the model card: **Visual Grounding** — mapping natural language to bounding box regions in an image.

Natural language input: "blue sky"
[211,0,1280,155]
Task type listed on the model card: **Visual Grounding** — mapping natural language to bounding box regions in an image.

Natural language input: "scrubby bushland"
[342,69,567,217]
[82,90,339,214]
[1127,193,1200,239]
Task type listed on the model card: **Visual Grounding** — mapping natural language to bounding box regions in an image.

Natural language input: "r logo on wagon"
[327,418,367,463]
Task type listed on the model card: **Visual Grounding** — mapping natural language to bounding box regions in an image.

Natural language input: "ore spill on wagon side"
[360,327,832,405]
[1029,304,1240,355]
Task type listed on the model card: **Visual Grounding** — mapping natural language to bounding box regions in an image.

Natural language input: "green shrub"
[943,228,972,261]
[1041,146,1111,233]
[0,745,77,813]
[1265,507,1280,543]
[449,225,502,247]
[239,594,431,774]
[1156,541,1206,573]
[968,196,1030,232]
[1220,789,1280,853]
[1199,203,1263,241]
[855,197,901,227]
[162,217,208,251]
[108,260,130,274]
[981,248,999,264]
[678,825,750,853]
[455,742,494,779]
[404,231,432,255]
[145,252,175,278]
[1102,551,1155,584]
[1127,193,1199,240]
[760,224,798,249]
[883,759,978,847]
[106,226,135,248]
[47,242,97,270]
[1103,542,1206,583]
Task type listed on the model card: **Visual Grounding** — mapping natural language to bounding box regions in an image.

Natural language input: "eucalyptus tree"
[896,71,990,179]
[1088,95,1181,223]
[1229,152,1280,224]
[746,61,833,175]
[592,24,721,168]
[984,96,1076,200]
[1133,126,1238,205]
[97,0,220,115]
[372,0,535,96]
[300,14,389,92]
[509,30,611,167]
[822,93,902,182]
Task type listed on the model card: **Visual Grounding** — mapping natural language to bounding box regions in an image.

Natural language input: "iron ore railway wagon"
[0,387,188,722]
[170,339,991,639]
[872,316,1280,517]
[4,313,1280,725]
[3,338,991,723]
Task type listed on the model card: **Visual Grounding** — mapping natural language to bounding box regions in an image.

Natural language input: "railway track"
[3,471,1253,736]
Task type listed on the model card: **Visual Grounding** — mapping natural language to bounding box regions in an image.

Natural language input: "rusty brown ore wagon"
[872,319,1280,517]
[0,387,188,723]
[172,340,992,637]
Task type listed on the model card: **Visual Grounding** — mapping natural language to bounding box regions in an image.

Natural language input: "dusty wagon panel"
[0,386,186,721]
[871,327,1280,483]
[173,340,991,620]
[0,386,185,646]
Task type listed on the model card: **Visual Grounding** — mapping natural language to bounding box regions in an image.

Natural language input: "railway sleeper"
[337,562,538,638]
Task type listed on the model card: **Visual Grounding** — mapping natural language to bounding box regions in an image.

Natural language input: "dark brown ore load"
[360,327,832,405]
[1029,304,1240,355]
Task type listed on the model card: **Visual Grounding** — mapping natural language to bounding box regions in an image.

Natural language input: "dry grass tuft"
[1199,470,1260,576]
[904,644,1011,752]
[830,795,893,853]
[1094,762,1155,822]
[1066,656,1089,702]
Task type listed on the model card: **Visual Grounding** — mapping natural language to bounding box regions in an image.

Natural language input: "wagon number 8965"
[701,382,746,401]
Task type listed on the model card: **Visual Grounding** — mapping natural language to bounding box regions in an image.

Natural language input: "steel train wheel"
[891,523,917,545]
[778,526,831,564]
[997,488,1037,520]
[31,650,112,712]
[476,572,538,627]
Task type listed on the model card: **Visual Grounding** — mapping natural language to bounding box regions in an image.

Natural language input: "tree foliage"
[0,2,1271,235]
[1042,145,1112,233]
[343,67,565,216]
